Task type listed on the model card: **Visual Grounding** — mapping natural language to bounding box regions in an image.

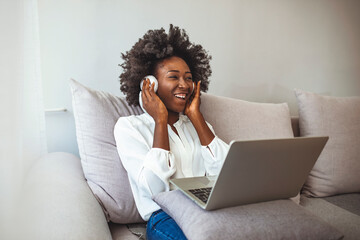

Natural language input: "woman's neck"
[167,110,180,126]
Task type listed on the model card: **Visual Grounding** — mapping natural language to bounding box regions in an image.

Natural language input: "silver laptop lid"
[205,136,328,210]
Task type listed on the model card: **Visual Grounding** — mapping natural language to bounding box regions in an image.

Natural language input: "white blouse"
[114,113,229,221]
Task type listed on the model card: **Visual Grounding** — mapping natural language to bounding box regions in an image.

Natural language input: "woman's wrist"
[154,112,168,125]
[188,111,215,146]
[186,110,202,123]
[153,119,170,150]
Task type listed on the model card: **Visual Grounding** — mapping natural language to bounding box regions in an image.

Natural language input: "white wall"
[38,0,360,156]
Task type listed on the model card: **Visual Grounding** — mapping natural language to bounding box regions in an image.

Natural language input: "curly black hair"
[119,24,212,106]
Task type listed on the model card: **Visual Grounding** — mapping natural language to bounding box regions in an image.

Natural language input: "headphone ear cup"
[192,82,195,94]
[144,75,158,92]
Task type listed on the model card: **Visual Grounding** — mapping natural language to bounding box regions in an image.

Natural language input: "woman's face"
[155,56,194,113]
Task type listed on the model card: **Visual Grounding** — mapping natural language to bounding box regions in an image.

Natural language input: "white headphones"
[140,75,159,92]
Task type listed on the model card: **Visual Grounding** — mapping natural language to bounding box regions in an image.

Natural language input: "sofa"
[18,80,360,240]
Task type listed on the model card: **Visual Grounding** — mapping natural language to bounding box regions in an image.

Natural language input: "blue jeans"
[146,209,187,240]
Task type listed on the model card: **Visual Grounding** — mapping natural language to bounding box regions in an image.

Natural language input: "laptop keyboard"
[189,187,212,204]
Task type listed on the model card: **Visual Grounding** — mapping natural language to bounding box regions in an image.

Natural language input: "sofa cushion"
[200,93,294,144]
[295,89,360,197]
[70,79,143,223]
[200,93,300,203]
[301,195,360,240]
[153,190,344,240]
[19,152,113,239]
[323,193,360,216]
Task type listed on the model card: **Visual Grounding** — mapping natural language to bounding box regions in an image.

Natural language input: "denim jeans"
[146,209,187,240]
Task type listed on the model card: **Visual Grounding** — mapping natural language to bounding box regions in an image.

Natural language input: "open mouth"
[174,93,187,100]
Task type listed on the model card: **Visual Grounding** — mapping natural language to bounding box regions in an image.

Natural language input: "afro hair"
[119,24,212,106]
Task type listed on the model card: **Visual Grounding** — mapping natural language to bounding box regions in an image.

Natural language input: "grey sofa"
[20,93,360,240]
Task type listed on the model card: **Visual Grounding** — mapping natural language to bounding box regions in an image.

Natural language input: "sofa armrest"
[18,152,112,240]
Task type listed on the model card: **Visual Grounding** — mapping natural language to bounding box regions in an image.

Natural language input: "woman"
[114,24,229,240]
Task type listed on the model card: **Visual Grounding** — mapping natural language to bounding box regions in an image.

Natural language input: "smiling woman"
[119,24,212,107]
[150,56,193,120]
[114,25,229,240]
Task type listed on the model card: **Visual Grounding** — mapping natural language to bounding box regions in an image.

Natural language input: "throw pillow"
[153,190,344,240]
[200,93,301,203]
[295,89,360,197]
[70,79,144,223]
[200,93,294,143]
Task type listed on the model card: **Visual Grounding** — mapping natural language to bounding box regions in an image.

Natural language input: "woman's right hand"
[141,78,168,123]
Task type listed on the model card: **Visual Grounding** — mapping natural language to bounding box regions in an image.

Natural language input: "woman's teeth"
[175,94,186,99]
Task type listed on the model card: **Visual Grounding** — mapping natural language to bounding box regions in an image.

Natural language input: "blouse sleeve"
[114,117,176,198]
[201,122,230,176]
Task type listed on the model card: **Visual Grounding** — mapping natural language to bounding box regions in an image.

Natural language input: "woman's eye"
[168,76,178,79]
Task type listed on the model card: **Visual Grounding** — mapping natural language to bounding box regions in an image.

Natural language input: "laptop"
[170,136,328,210]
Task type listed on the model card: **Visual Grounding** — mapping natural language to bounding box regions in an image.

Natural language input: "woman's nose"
[178,77,188,89]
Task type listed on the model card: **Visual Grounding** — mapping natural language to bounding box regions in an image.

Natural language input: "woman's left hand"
[184,81,201,120]
[184,81,215,145]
